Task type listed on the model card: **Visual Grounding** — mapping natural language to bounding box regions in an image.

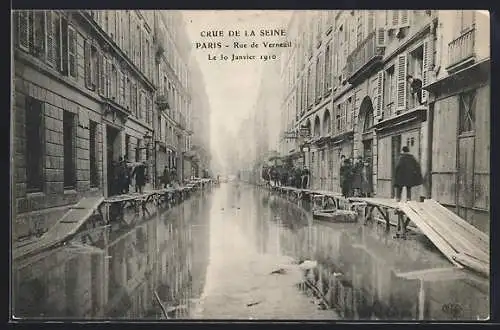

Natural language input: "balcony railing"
[346,31,384,83]
[447,28,475,71]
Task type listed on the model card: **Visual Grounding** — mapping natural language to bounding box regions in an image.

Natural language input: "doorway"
[363,139,373,194]
[106,125,121,196]
[391,135,402,198]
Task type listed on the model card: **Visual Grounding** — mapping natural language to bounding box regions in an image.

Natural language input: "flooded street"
[12,183,489,320]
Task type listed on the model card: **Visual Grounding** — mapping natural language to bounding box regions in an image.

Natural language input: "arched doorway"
[313,115,321,137]
[358,96,375,195]
[323,110,331,136]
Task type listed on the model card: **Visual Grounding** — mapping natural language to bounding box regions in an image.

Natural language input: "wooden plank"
[407,201,488,263]
[424,199,489,247]
[453,253,489,278]
[398,203,461,267]
[395,267,468,282]
[416,202,489,262]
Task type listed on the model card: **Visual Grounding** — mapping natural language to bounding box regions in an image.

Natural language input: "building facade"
[12,10,210,241]
[423,11,490,233]
[153,11,193,184]
[279,10,489,232]
[188,54,212,178]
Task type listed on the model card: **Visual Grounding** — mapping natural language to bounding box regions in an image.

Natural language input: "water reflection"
[13,192,212,320]
[267,192,489,321]
[12,185,489,320]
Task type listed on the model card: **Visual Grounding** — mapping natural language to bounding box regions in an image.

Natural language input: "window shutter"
[125,77,129,109]
[376,28,386,47]
[17,11,29,50]
[105,57,110,97]
[45,11,56,67]
[84,40,92,88]
[98,52,104,95]
[27,11,34,52]
[391,10,399,29]
[34,11,45,57]
[59,16,68,74]
[376,70,384,119]
[396,53,407,112]
[68,26,77,77]
[421,38,433,103]
[400,10,410,28]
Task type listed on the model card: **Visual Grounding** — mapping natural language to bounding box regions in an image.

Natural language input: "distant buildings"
[12,10,212,241]
[278,10,490,232]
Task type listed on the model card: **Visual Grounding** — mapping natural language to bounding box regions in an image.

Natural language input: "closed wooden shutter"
[27,11,34,52]
[84,39,92,88]
[34,11,45,57]
[17,11,29,50]
[59,16,68,74]
[396,53,407,112]
[421,39,431,103]
[45,11,56,67]
[68,26,77,77]
[400,10,410,28]
[391,10,399,29]
[376,70,384,119]
[98,52,104,95]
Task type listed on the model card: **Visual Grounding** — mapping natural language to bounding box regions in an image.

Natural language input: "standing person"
[394,146,423,202]
[351,156,364,197]
[361,157,373,197]
[117,156,130,194]
[132,161,147,194]
[294,167,302,189]
[162,166,171,188]
[340,156,353,198]
[301,167,310,189]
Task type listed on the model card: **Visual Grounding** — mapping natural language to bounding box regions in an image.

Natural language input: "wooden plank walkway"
[13,196,104,260]
[267,185,489,276]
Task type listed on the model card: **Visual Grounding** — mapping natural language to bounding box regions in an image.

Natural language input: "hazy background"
[182,11,292,172]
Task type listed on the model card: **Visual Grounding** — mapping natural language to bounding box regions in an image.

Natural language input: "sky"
[181,11,292,170]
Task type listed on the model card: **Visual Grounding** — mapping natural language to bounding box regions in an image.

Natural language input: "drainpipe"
[423,16,438,199]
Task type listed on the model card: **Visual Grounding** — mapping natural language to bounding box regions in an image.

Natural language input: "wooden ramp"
[400,200,489,277]
[13,196,105,260]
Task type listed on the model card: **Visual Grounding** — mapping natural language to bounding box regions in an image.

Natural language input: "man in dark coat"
[294,167,302,189]
[340,157,353,198]
[161,165,171,188]
[301,167,310,189]
[351,156,364,197]
[394,146,423,201]
[132,162,147,194]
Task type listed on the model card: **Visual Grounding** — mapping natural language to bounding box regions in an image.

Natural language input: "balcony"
[446,28,476,73]
[346,31,385,84]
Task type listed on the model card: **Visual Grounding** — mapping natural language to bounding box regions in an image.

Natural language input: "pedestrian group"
[261,146,422,201]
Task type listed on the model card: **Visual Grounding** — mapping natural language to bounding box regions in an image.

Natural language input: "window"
[111,65,118,99]
[135,139,141,162]
[25,97,44,192]
[459,90,476,134]
[315,56,322,101]
[307,65,314,107]
[17,11,44,57]
[324,44,332,93]
[63,111,76,189]
[89,121,99,188]
[384,65,395,116]
[336,104,342,132]
[125,134,130,161]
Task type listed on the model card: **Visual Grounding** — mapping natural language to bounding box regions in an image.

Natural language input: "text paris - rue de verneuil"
[196,40,292,50]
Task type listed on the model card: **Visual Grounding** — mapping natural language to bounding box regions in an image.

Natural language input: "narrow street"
[13,183,489,320]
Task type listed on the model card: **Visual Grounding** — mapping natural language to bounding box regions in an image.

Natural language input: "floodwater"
[12,183,489,320]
